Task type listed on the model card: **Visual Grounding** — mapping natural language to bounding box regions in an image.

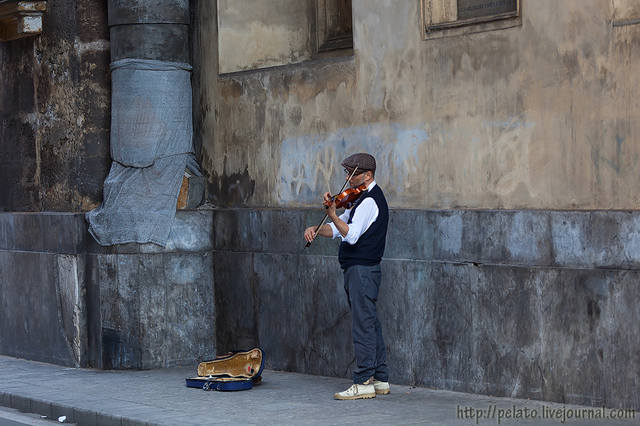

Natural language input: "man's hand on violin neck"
[323,191,338,218]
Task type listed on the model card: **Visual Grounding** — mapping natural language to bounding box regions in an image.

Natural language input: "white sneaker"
[333,383,376,400]
[371,378,390,395]
[363,377,390,395]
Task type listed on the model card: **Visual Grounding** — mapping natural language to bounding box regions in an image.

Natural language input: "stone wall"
[0,211,216,369]
[0,0,214,371]
[0,0,111,212]
[0,213,88,366]
[213,208,640,409]
[2,207,638,408]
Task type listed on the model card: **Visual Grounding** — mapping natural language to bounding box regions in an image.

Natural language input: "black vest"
[338,185,389,270]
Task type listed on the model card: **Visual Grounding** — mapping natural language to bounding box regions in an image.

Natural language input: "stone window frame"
[315,0,353,54]
[421,0,521,40]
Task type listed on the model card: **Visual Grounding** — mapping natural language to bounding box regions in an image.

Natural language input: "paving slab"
[0,356,637,425]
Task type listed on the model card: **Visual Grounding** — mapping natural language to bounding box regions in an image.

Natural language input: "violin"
[305,167,365,248]
[323,183,367,209]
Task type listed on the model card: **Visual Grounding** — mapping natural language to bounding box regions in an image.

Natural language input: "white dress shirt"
[329,181,379,245]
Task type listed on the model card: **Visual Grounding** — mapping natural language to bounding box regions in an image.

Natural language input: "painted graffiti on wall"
[278,123,427,205]
[483,116,535,198]
[278,117,535,207]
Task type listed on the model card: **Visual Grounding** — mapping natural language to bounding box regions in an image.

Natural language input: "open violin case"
[185,348,264,391]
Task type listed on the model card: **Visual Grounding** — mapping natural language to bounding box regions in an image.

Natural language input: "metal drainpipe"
[108,0,190,64]
[105,0,200,210]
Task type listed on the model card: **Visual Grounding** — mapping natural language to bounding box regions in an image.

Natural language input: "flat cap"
[341,153,376,173]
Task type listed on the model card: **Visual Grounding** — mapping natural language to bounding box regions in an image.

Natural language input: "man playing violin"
[303,152,390,400]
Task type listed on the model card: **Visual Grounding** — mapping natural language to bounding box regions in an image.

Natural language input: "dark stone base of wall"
[0,211,216,369]
[2,208,639,409]
[213,208,640,410]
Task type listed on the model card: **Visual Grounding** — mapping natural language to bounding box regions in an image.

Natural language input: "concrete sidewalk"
[0,356,636,426]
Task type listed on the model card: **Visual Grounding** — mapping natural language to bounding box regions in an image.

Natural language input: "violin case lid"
[185,348,264,391]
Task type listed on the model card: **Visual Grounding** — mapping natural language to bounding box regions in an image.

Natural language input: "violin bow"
[304,166,359,249]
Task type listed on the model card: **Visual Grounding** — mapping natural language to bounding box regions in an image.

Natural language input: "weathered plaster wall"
[191,0,217,167]
[0,0,111,212]
[198,0,640,210]
[195,0,640,410]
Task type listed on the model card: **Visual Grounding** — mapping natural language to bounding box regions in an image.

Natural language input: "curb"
[0,391,147,426]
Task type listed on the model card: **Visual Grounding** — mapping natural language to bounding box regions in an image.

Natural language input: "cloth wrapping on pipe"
[86,59,194,246]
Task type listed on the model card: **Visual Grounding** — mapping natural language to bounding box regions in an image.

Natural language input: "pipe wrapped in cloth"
[86,59,194,246]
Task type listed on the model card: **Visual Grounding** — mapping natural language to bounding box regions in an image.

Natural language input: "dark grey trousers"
[343,263,389,384]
